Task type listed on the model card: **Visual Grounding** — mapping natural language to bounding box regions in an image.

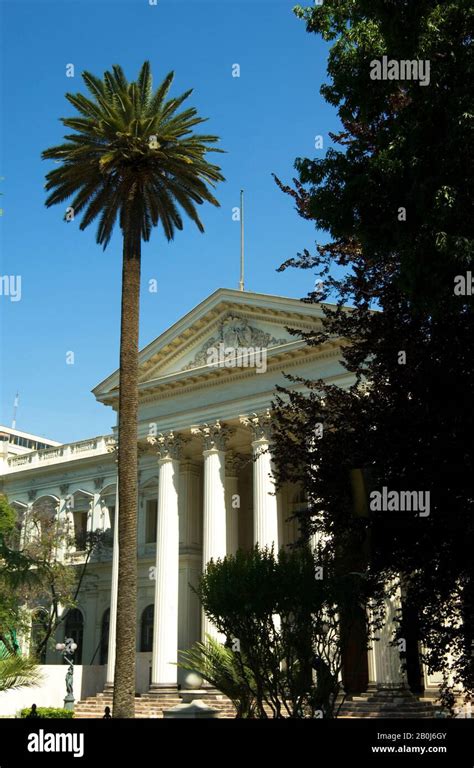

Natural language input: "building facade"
[0,288,442,702]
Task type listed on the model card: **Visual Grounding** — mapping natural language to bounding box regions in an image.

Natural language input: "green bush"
[19,707,74,719]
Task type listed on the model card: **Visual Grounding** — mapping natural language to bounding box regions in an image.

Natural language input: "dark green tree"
[196,546,375,718]
[272,0,473,709]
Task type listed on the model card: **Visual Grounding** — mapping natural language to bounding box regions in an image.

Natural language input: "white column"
[64,498,75,547]
[240,410,279,549]
[225,452,241,556]
[21,502,33,549]
[367,621,378,690]
[148,432,183,689]
[56,488,72,561]
[277,488,285,550]
[191,421,231,642]
[105,475,119,688]
[103,500,115,532]
[367,579,407,690]
[89,490,102,534]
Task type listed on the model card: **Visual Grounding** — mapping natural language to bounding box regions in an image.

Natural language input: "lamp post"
[56,637,77,711]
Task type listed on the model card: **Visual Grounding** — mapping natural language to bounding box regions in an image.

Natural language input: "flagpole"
[239,189,244,291]
[12,392,19,430]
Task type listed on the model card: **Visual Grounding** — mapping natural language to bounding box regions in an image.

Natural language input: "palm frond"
[111,64,128,92]
[178,635,257,716]
[0,649,43,693]
[161,89,194,121]
[137,61,152,108]
[147,71,174,116]
[42,61,224,246]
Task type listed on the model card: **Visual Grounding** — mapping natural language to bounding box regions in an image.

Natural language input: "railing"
[71,439,97,453]
[38,447,64,461]
[7,454,32,466]
[5,435,114,472]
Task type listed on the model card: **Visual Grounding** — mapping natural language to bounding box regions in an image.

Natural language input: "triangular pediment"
[144,311,293,379]
[92,288,327,404]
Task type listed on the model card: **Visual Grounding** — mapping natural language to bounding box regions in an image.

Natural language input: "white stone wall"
[0,665,106,716]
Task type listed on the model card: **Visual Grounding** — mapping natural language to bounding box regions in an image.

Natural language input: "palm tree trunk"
[113,231,141,718]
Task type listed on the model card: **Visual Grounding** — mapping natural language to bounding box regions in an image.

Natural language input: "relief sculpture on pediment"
[183,313,288,370]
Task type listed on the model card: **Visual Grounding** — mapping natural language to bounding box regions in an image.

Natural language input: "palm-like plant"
[42,62,224,717]
[178,635,257,718]
[0,647,43,693]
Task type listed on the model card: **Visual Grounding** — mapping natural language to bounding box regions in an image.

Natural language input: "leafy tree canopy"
[272,0,473,708]
[197,547,377,718]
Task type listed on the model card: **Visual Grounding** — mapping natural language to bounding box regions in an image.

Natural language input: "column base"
[147,684,179,698]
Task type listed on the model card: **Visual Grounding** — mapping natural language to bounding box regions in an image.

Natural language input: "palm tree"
[42,62,224,717]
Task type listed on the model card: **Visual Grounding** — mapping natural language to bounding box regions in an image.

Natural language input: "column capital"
[191,420,233,452]
[239,409,273,442]
[147,431,186,461]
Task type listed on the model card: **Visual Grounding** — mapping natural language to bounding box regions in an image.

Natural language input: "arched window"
[140,605,154,652]
[30,608,49,663]
[100,608,110,665]
[64,608,84,664]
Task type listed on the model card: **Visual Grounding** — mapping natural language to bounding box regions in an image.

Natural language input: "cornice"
[103,341,343,408]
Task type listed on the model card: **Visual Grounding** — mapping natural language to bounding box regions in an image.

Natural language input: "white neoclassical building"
[0,288,443,711]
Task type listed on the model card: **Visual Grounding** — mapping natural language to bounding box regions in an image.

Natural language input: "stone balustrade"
[5,435,114,473]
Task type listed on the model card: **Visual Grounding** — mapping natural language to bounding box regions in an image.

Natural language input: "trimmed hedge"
[19,707,74,719]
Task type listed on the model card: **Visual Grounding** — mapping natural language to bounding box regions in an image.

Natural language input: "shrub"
[19,707,74,718]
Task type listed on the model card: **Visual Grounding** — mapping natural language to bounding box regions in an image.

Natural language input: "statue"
[55,636,77,710]
[65,657,74,696]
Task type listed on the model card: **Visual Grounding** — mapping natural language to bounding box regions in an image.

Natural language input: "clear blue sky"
[0,0,341,443]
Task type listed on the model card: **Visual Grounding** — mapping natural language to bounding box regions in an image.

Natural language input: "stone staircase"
[337,689,441,719]
[74,687,442,719]
[73,690,237,719]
